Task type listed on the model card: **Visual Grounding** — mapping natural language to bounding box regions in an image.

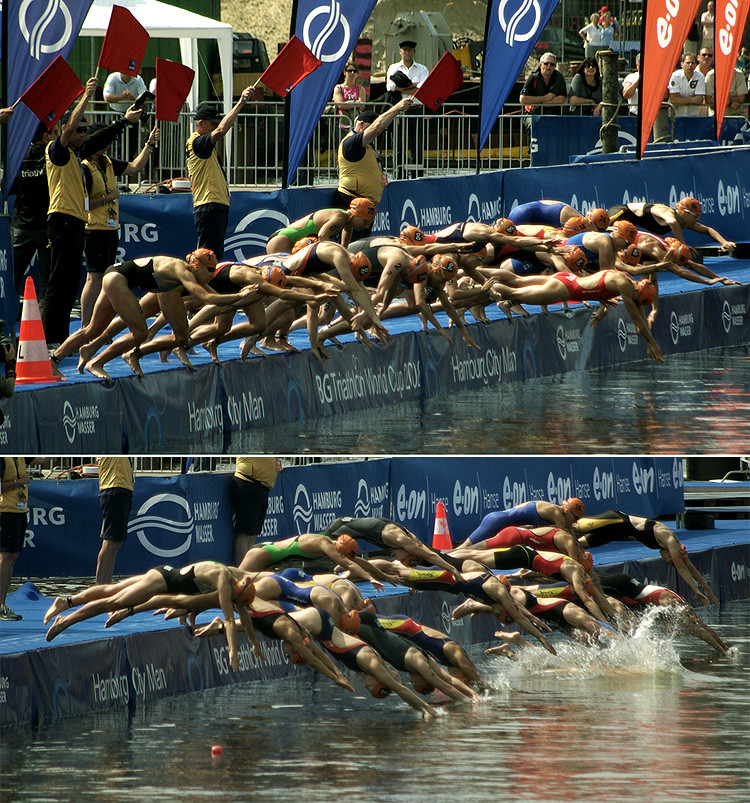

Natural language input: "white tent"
[80,0,233,115]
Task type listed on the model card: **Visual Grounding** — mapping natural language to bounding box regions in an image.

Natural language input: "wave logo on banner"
[400,199,420,229]
[18,0,74,58]
[4,0,94,192]
[62,400,77,443]
[302,1,351,62]
[498,0,542,44]
[285,0,377,186]
[224,210,289,261]
[293,484,314,532]
[353,479,370,517]
[129,494,194,557]
[478,0,558,156]
[467,194,481,223]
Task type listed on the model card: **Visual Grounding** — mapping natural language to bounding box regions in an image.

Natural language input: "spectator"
[579,13,603,59]
[519,53,567,113]
[705,66,747,116]
[79,122,159,326]
[697,47,713,79]
[701,2,715,51]
[0,108,14,124]
[669,53,706,116]
[230,457,279,565]
[569,58,603,115]
[386,40,429,179]
[332,61,366,131]
[102,71,148,114]
[0,340,17,426]
[95,457,134,584]
[8,122,56,307]
[333,98,413,214]
[186,88,259,260]
[0,458,30,621]
[622,53,640,115]
[597,11,616,53]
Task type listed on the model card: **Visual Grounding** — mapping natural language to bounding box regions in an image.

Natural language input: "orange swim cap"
[369,679,392,698]
[579,551,594,572]
[564,246,588,272]
[350,251,372,280]
[587,208,610,230]
[405,254,431,284]
[676,197,701,217]
[562,216,588,237]
[187,248,218,271]
[339,609,361,635]
[348,197,377,223]
[635,278,657,305]
[618,243,642,266]
[432,254,457,280]
[399,225,426,245]
[666,242,691,266]
[562,497,586,518]
[291,236,318,254]
[494,218,518,236]
[335,533,359,559]
[233,577,256,606]
[612,220,637,244]
[261,265,288,287]
[412,678,435,695]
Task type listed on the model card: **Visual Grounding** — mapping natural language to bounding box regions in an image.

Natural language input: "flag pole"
[2,0,9,198]
[475,0,495,174]
[281,2,300,190]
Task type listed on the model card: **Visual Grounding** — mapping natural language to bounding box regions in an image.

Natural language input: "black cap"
[399,40,417,49]
[356,110,378,125]
[194,102,222,122]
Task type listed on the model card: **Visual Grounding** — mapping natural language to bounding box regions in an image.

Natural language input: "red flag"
[19,56,83,130]
[713,0,750,139]
[154,58,195,122]
[639,0,703,156]
[97,5,150,77]
[415,52,464,111]
[259,35,322,97]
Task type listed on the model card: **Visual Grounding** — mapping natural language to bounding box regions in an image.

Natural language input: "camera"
[132,90,155,111]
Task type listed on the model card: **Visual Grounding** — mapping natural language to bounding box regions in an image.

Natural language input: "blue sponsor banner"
[3,0,94,192]
[504,147,750,247]
[15,474,235,577]
[287,0,377,187]
[530,116,747,167]
[701,285,749,348]
[387,456,685,544]
[0,215,19,328]
[279,458,391,536]
[479,0,561,154]
[653,288,705,357]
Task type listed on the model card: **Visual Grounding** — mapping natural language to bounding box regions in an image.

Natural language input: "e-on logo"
[18,0,73,59]
[129,494,194,558]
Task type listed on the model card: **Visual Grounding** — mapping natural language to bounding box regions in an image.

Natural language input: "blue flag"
[3,0,94,192]
[285,0,377,187]
[478,0,560,160]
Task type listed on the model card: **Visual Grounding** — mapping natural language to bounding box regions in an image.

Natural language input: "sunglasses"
[699,52,712,57]
[345,69,357,73]
[541,61,556,66]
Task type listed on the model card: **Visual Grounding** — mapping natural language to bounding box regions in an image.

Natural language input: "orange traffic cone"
[15,277,64,384]
[432,501,452,550]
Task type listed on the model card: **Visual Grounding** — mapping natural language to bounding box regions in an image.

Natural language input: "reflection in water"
[1,603,748,802]
[226,345,750,454]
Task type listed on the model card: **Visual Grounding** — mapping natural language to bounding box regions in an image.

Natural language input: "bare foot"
[485,644,517,660]
[451,600,478,620]
[123,351,144,377]
[240,339,265,360]
[203,340,221,364]
[106,608,130,627]
[173,347,194,369]
[510,304,530,317]
[77,345,94,374]
[159,350,171,363]
[497,300,514,322]
[46,615,67,641]
[43,596,71,625]
[86,362,112,382]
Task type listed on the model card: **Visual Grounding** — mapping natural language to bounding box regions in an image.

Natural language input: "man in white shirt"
[622,53,640,114]
[103,72,148,113]
[386,40,429,178]
[669,53,706,116]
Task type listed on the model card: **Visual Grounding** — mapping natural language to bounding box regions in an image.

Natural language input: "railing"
[87,101,533,190]
[86,98,749,192]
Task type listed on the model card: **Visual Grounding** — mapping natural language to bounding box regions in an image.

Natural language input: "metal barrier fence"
[84,99,750,191]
